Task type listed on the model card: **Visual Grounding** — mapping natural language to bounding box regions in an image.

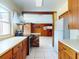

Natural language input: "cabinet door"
[68,0,78,29]
[23,39,27,59]
[68,0,73,29]
[78,0,79,28]
[1,50,12,59]
[58,42,64,59]
[24,24,31,35]
[19,43,23,59]
[13,43,22,59]
[13,52,19,59]
[63,51,70,59]
[58,41,76,59]
[72,0,78,29]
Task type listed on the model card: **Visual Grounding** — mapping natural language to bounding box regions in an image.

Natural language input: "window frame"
[0,4,11,36]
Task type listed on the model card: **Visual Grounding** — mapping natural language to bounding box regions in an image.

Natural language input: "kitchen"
[0,0,79,59]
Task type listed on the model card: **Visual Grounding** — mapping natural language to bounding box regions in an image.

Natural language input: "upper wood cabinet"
[68,0,79,29]
[60,0,79,29]
[24,23,32,35]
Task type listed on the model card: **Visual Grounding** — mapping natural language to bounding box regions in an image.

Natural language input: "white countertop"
[24,33,41,36]
[0,37,27,56]
[59,39,79,53]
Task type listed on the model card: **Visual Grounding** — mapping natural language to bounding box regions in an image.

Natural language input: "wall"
[54,1,68,52]
[0,0,21,40]
[23,14,53,24]
[70,30,79,39]
[57,1,68,16]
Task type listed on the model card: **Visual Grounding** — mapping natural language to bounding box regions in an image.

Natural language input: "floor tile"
[26,37,58,59]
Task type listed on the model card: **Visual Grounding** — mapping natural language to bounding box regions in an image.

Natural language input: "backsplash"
[70,30,79,40]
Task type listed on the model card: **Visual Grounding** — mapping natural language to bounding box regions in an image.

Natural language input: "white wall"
[70,30,79,39]
[23,14,53,24]
[54,1,68,52]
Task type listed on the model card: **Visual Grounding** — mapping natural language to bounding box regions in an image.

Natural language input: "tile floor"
[26,37,58,59]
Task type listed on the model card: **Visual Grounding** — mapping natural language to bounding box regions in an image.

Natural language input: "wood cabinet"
[19,43,23,59]
[59,0,79,29]
[1,50,12,59]
[13,43,22,59]
[12,39,28,59]
[58,41,76,59]
[0,39,28,59]
[24,23,32,35]
[68,0,78,29]
[23,39,27,59]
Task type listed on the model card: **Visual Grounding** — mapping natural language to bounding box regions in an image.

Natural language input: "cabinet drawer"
[63,44,76,59]
[13,44,19,54]
[1,50,12,59]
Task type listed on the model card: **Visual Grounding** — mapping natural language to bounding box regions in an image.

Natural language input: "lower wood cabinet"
[19,43,23,59]
[58,41,76,59]
[0,39,28,59]
[23,39,27,59]
[1,50,12,59]
[13,43,23,59]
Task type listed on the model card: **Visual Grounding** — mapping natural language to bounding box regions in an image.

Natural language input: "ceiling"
[13,0,67,12]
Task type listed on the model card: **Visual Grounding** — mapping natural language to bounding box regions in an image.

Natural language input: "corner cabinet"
[58,41,76,59]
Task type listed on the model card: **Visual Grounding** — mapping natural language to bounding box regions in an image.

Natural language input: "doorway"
[22,11,55,47]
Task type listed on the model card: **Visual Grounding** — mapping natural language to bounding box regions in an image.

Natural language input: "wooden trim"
[52,14,54,47]
[59,11,69,19]
[22,11,56,14]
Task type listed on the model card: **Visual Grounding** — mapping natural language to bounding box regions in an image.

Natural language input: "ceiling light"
[36,0,43,7]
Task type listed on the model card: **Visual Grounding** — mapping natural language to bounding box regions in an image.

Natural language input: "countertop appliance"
[15,30,23,36]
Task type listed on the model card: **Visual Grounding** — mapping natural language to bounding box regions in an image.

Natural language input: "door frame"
[22,11,57,47]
